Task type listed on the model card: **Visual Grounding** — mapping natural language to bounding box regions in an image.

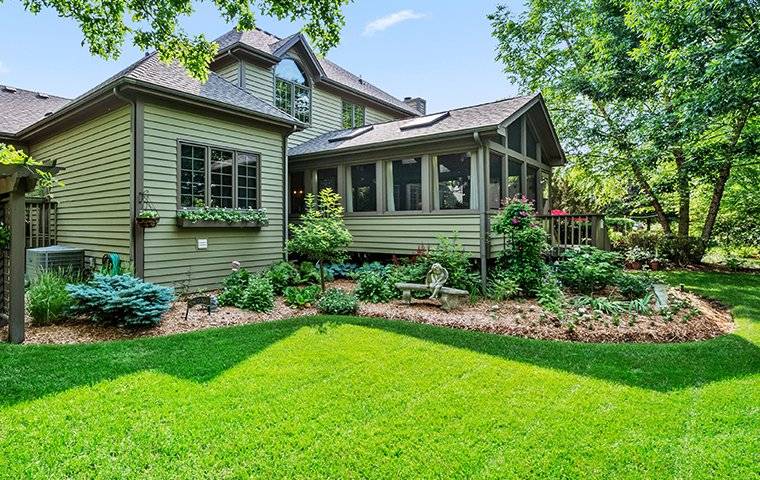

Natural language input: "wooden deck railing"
[25,197,58,249]
[535,214,610,254]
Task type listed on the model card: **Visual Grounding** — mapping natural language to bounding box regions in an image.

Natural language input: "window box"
[175,217,266,229]
[175,207,269,228]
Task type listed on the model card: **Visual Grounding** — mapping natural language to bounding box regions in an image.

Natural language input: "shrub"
[537,275,566,317]
[317,288,358,315]
[298,261,329,285]
[487,269,520,301]
[355,270,395,303]
[265,261,300,294]
[283,284,321,309]
[657,235,706,266]
[555,246,623,294]
[239,275,274,312]
[611,229,662,252]
[217,268,252,307]
[288,188,352,290]
[353,261,389,278]
[66,274,174,327]
[386,262,429,299]
[492,197,549,296]
[26,270,75,325]
[325,262,358,279]
[614,272,653,300]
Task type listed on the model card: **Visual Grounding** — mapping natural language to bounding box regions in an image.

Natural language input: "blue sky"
[0,1,525,113]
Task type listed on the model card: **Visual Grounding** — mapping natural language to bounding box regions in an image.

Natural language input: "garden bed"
[4,280,732,345]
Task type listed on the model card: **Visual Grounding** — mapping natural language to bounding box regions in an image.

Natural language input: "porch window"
[342,101,366,129]
[349,163,377,212]
[317,168,338,193]
[388,158,422,211]
[489,151,504,209]
[290,171,306,215]
[539,170,551,214]
[526,124,538,159]
[507,156,522,197]
[507,121,522,153]
[526,165,538,205]
[437,153,472,210]
[179,143,260,209]
[275,58,311,124]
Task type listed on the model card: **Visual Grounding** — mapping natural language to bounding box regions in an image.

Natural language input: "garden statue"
[425,263,449,300]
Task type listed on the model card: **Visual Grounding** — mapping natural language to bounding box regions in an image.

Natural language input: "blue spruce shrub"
[66,274,174,327]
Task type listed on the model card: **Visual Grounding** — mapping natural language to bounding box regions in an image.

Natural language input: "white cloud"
[363,10,427,36]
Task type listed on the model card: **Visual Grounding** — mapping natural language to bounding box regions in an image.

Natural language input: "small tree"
[288,188,352,291]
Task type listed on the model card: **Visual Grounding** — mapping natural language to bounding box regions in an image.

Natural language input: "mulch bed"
[4,280,733,345]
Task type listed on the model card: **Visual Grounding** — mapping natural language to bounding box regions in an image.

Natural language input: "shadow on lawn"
[1,315,759,407]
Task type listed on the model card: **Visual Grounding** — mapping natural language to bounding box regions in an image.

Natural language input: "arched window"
[274,58,311,123]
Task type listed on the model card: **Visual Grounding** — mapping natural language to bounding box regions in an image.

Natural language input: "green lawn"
[1,272,758,479]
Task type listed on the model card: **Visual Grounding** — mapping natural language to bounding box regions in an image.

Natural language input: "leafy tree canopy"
[13,0,351,80]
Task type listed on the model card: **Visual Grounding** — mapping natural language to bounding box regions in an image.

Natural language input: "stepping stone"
[652,283,669,311]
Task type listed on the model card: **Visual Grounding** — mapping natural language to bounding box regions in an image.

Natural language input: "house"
[0,28,564,290]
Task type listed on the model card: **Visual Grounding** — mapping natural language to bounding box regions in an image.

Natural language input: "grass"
[1,272,758,479]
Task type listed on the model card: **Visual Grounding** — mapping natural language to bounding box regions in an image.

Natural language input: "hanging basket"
[136,215,160,229]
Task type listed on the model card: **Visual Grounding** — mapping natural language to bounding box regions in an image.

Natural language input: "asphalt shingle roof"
[288,95,538,158]
[214,28,419,116]
[0,86,70,136]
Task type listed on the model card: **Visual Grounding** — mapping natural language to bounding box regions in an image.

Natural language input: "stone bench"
[394,282,469,311]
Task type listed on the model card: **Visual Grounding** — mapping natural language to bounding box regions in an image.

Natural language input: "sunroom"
[287,94,588,265]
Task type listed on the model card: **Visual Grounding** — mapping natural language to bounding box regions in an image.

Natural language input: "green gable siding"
[215,62,240,86]
[29,106,133,262]
[242,61,274,101]
[344,214,481,256]
[365,107,395,125]
[141,103,285,290]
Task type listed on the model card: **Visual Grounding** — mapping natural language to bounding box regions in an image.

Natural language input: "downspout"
[283,125,297,261]
[113,86,143,277]
[473,131,488,291]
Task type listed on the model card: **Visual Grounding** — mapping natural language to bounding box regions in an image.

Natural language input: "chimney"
[403,97,426,115]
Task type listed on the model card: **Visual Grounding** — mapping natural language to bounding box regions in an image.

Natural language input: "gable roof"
[14,52,302,139]
[288,94,566,165]
[0,86,70,137]
[214,28,420,117]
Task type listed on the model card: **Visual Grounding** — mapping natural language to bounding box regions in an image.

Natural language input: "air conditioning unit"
[26,245,85,282]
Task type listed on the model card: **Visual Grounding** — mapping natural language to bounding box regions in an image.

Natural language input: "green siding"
[344,214,482,256]
[242,61,274,101]
[29,107,132,262]
[215,62,239,86]
[141,103,285,290]
[365,107,395,125]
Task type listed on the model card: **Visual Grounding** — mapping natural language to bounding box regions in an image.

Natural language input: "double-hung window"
[342,101,366,129]
[179,143,260,209]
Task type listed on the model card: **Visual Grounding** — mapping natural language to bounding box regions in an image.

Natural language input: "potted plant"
[136,209,160,228]
[625,246,651,270]
[649,254,663,271]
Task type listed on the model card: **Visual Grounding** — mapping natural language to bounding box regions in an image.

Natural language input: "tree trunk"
[319,263,325,292]
[674,149,690,237]
[701,159,732,246]
[630,161,672,234]
[701,112,749,247]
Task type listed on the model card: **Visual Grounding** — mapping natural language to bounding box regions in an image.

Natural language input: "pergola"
[0,164,57,343]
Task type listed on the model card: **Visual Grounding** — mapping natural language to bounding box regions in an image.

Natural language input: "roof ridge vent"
[399,111,450,131]
[2,86,17,93]
[37,92,49,99]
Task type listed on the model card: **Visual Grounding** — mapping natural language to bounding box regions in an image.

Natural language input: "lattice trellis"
[0,198,7,321]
